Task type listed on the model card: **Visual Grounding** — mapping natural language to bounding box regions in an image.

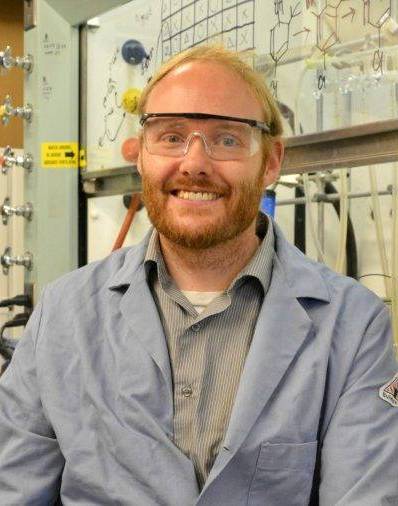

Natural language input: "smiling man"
[137,54,283,292]
[0,46,397,506]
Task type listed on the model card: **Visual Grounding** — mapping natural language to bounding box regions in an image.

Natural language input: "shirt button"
[191,323,201,332]
[181,386,193,397]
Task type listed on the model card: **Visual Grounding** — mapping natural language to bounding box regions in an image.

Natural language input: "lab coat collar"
[106,219,331,304]
[105,230,175,399]
[272,219,331,303]
[106,229,153,290]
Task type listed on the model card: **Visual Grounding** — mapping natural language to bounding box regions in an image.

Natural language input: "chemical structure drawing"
[98,48,126,148]
[274,0,285,17]
[270,2,301,69]
[363,0,392,31]
[311,0,351,71]
[158,0,255,63]
[269,1,302,97]
[362,0,392,72]
[309,0,392,90]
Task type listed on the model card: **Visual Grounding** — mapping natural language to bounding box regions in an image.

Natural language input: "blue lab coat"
[0,222,397,505]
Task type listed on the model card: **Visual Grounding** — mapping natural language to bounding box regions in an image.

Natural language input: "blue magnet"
[121,39,147,65]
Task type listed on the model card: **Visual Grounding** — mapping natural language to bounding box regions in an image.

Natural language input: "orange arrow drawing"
[293,27,311,39]
[342,7,355,22]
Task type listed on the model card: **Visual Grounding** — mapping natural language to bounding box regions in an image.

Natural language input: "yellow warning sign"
[41,142,78,169]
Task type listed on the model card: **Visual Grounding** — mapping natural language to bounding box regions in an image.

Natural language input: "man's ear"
[262,139,284,189]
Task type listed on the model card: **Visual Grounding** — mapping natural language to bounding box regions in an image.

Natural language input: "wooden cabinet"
[0,0,24,148]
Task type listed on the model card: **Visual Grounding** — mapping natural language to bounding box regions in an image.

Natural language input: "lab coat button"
[191,323,201,332]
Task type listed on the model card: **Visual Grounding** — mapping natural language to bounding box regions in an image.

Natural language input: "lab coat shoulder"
[37,234,149,319]
[274,219,383,312]
[44,242,146,307]
[30,237,151,375]
[274,220,394,393]
[274,220,389,347]
[273,224,398,505]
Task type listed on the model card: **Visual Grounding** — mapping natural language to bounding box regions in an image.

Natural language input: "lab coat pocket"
[248,441,318,506]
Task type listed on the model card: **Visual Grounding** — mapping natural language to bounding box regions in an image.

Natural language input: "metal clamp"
[1,197,33,225]
[0,46,33,72]
[1,247,33,275]
[1,146,33,174]
[0,95,33,125]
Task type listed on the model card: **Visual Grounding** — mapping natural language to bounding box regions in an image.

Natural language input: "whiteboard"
[85,0,398,172]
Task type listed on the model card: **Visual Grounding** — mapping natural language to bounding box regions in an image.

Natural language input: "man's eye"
[161,134,184,144]
[216,135,240,147]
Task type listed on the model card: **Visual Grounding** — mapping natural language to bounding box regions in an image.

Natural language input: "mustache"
[162,176,230,195]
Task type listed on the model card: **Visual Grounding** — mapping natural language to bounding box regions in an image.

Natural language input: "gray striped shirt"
[144,216,274,489]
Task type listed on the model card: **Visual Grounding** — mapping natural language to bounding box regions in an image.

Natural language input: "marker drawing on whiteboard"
[308,0,392,90]
[98,48,126,148]
[362,0,392,73]
[135,7,152,25]
[157,0,255,64]
[269,2,302,98]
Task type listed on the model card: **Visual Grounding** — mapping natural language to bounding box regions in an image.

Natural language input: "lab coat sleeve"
[319,305,398,505]
[0,291,64,505]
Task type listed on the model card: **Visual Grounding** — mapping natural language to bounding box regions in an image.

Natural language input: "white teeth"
[176,191,219,201]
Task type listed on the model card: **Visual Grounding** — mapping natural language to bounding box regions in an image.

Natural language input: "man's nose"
[178,132,213,176]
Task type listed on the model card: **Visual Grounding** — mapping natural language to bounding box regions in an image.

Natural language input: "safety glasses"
[139,112,271,161]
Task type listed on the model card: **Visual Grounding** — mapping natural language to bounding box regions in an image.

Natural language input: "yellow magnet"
[121,88,141,114]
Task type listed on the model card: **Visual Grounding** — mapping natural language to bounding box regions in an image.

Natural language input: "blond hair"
[137,45,283,158]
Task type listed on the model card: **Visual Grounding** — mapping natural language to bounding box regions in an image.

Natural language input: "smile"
[174,190,220,201]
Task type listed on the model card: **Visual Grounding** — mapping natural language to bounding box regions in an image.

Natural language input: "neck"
[158,224,261,291]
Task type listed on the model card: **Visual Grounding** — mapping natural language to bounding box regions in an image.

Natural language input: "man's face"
[137,61,279,249]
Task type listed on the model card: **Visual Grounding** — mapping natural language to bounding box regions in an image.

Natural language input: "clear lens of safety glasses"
[142,117,263,161]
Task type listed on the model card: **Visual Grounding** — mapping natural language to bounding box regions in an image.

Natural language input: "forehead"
[145,61,263,121]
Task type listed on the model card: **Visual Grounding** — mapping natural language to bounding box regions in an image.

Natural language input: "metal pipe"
[276,188,392,207]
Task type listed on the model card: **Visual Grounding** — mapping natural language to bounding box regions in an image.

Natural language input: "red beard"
[141,170,265,250]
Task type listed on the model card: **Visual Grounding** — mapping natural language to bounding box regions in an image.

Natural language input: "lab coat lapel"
[202,254,315,493]
[118,258,173,398]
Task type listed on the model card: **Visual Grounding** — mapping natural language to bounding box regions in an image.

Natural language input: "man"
[0,45,397,505]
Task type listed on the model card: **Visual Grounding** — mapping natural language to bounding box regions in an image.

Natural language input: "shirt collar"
[233,213,274,294]
[144,229,172,291]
